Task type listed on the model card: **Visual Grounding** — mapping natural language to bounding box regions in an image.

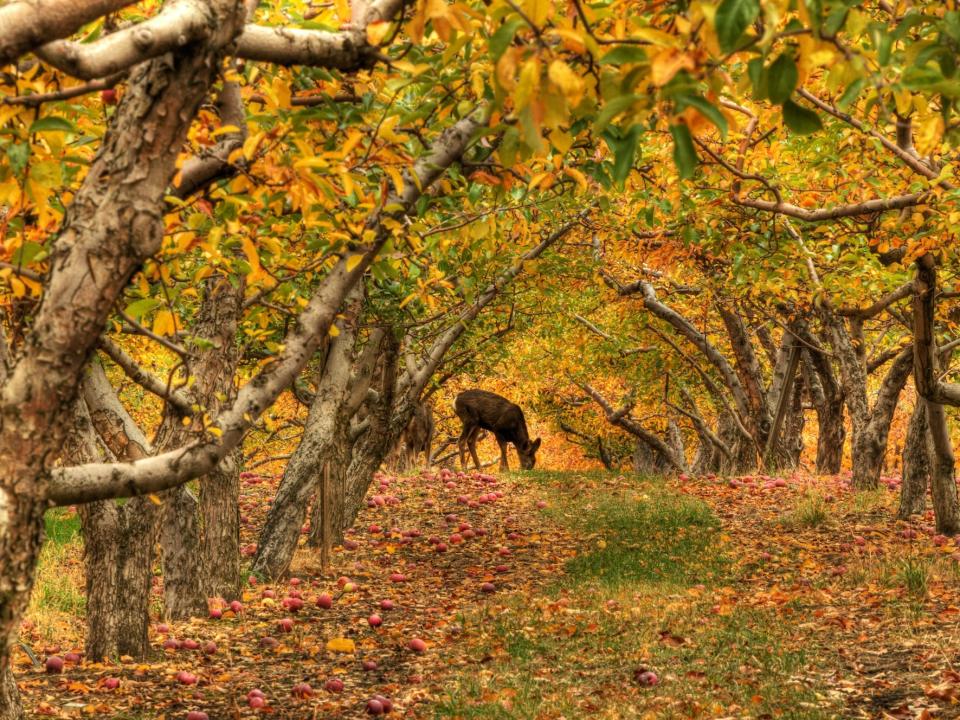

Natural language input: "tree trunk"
[79,499,156,659]
[200,451,241,601]
[926,400,960,534]
[899,401,932,518]
[253,288,369,579]
[814,397,845,475]
[156,275,243,616]
[159,486,207,619]
[0,662,22,720]
[72,366,157,660]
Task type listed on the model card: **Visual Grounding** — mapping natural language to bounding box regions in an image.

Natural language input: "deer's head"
[517,437,541,469]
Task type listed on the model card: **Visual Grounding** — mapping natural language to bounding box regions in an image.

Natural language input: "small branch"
[2,74,124,107]
[98,336,193,414]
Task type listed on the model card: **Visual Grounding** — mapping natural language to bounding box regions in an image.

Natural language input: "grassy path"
[19,469,960,718]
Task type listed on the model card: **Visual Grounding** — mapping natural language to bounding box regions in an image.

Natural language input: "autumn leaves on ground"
[17,466,960,719]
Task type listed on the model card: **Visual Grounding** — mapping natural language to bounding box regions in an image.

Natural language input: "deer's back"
[455,390,525,432]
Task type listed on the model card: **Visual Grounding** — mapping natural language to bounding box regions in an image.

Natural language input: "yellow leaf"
[346,254,364,272]
[524,0,551,26]
[212,124,241,137]
[148,494,163,506]
[650,48,695,87]
[528,171,551,190]
[152,309,176,337]
[335,0,351,22]
[564,166,588,190]
[548,60,584,107]
[326,637,356,653]
[515,59,540,111]
[328,324,341,337]
[385,166,405,196]
[366,21,392,46]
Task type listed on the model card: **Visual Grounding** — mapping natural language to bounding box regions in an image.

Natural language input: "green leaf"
[598,46,648,66]
[837,78,865,110]
[669,123,698,179]
[28,117,75,134]
[714,0,760,53]
[782,100,822,135]
[609,128,640,186]
[595,94,640,131]
[489,18,526,60]
[674,93,728,138]
[766,54,798,105]
[124,298,160,320]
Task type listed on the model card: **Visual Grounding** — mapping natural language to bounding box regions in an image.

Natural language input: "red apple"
[368,614,382,627]
[103,677,120,689]
[408,637,426,653]
[324,677,344,692]
[208,608,222,620]
[176,671,197,685]
[367,699,385,715]
[277,618,294,632]
[317,593,333,609]
[379,599,394,611]
[186,712,209,720]
[291,682,313,698]
[45,656,64,674]
[100,88,118,105]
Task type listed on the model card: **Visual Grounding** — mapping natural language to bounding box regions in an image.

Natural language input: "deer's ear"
[530,438,541,452]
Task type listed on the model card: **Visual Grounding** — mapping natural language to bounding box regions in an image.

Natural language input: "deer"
[454,389,541,471]
[396,400,435,470]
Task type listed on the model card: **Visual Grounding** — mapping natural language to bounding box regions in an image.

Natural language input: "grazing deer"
[454,390,541,471]
[400,401,435,469]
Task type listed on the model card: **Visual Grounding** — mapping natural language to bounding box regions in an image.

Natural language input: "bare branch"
[98,336,193,414]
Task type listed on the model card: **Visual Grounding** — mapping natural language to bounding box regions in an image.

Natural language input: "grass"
[435,471,839,719]
[26,509,86,642]
[782,491,830,529]
[899,556,930,599]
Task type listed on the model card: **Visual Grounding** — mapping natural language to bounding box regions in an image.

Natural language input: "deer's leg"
[468,427,483,471]
[496,438,509,472]
[458,423,473,470]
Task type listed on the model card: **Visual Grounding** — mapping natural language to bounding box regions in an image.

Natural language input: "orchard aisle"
[15,468,579,718]
[18,469,960,719]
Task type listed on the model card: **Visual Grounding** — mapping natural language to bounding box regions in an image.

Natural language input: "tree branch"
[0,0,139,65]
[98,336,193,414]
[36,0,212,80]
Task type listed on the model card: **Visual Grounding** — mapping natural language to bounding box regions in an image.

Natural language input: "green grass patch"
[559,489,724,588]
[782,491,830,529]
[435,472,839,719]
[44,508,81,545]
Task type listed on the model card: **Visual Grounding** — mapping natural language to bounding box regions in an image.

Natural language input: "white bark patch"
[0,487,9,538]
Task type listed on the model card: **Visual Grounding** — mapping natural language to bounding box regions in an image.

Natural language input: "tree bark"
[899,401,932,518]
[252,291,366,580]
[155,275,243,616]
[77,362,156,661]
[926,399,960,534]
